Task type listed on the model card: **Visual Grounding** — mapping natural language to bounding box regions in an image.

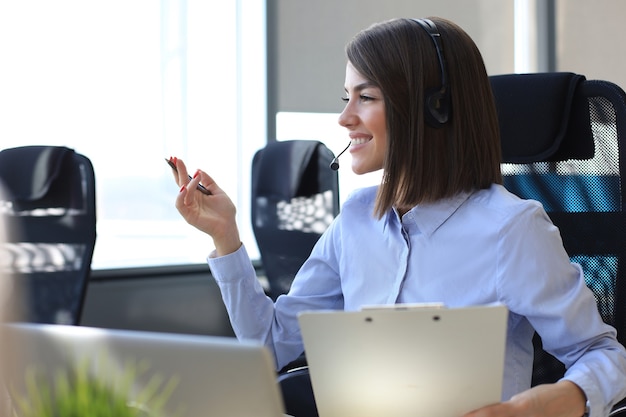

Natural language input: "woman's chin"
[351,163,380,176]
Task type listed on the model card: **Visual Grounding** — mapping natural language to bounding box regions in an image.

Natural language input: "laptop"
[1,323,287,417]
[298,303,508,417]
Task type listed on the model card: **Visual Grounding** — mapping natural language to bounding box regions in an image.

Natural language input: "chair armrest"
[610,401,626,417]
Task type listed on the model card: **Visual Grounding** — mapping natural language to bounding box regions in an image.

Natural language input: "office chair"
[251,140,340,300]
[251,140,338,416]
[0,145,96,325]
[491,72,626,413]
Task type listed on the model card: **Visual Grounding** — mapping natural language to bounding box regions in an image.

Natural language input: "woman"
[171,17,626,417]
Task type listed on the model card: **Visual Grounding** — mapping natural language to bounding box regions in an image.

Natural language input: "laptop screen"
[2,323,287,417]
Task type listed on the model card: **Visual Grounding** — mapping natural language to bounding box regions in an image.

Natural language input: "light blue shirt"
[208,184,626,416]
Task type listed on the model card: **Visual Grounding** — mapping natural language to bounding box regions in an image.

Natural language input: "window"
[0,0,266,269]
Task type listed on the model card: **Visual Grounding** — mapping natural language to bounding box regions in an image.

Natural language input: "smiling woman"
[338,62,388,176]
[0,0,266,269]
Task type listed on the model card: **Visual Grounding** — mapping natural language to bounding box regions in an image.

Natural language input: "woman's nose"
[338,104,357,128]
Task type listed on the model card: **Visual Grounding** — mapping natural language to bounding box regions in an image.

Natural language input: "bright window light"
[0,0,266,269]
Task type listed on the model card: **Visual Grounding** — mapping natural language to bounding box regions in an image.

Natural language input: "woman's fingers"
[167,156,190,187]
[194,169,219,195]
[172,166,241,255]
[176,168,215,210]
[168,157,215,196]
[175,158,190,186]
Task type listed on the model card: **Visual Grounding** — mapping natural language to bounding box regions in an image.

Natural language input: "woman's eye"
[341,94,376,103]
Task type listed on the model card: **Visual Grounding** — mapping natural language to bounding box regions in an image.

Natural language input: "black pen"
[165,158,212,195]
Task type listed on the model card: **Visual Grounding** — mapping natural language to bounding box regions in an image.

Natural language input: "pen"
[165,158,212,195]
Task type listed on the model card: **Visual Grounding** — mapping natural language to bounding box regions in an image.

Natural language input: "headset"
[411,18,450,128]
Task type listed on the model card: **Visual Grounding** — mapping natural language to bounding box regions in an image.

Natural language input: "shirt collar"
[385,191,473,237]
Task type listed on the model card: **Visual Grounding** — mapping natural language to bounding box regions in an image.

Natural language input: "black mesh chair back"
[0,146,96,325]
[251,140,340,300]
[491,72,626,386]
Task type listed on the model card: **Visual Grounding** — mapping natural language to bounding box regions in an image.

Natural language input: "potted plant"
[9,356,179,417]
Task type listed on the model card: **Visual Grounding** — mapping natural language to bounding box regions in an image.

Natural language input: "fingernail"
[179,184,186,193]
[193,170,200,179]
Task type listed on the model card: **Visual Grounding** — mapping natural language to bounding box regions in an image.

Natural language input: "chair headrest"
[252,140,322,199]
[490,72,594,163]
[0,146,75,202]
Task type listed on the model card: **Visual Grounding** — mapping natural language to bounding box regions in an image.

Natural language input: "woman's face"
[338,62,387,175]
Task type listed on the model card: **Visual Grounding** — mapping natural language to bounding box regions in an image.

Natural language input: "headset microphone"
[329,142,351,171]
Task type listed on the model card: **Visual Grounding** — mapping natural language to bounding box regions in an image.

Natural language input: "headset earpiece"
[411,18,450,128]
[424,87,450,126]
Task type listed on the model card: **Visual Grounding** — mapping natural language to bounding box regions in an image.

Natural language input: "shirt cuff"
[206,243,255,283]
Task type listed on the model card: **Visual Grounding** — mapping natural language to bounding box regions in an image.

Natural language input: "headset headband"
[411,18,450,126]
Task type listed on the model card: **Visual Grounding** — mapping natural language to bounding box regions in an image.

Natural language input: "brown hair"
[345,17,502,218]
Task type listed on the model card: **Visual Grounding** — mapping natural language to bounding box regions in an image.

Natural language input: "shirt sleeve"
[207,244,275,341]
[207,220,345,370]
[497,202,626,417]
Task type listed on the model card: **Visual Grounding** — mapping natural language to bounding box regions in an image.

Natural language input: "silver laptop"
[298,303,508,417]
[2,323,287,417]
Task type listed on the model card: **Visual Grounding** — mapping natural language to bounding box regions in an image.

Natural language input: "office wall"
[269,0,626,118]
[268,0,515,115]
[556,0,626,89]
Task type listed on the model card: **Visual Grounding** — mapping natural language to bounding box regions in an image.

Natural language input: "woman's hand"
[169,157,241,256]
[464,381,587,417]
